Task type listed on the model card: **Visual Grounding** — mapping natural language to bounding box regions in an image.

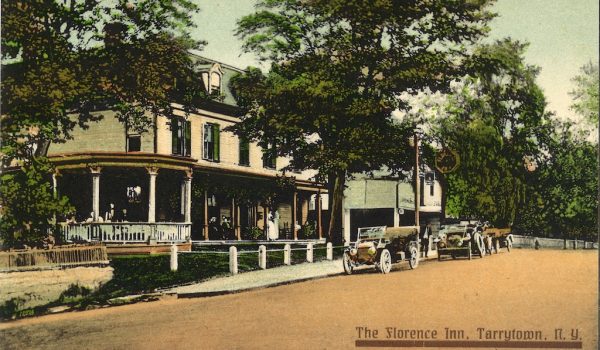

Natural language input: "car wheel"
[378,249,392,274]
[477,235,485,258]
[408,246,419,269]
[342,252,353,275]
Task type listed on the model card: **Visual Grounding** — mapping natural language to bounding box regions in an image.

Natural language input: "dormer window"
[210,72,221,93]
[202,63,224,95]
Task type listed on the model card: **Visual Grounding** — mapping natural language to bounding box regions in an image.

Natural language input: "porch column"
[263,204,268,239]
[317,190,323,239]
[292,191,298,240]
[203,191,209,240]
[147,167,158,223]
[90,167,102,221]
[236,204,241,240]
[183,169,192,223]
[232,198,240,240]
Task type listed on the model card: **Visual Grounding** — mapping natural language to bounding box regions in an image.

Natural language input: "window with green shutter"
[239,137,250,166]
[171,117,190,157]
[262,142,276,169]
[203,123,220,162]
[185,120,191,156]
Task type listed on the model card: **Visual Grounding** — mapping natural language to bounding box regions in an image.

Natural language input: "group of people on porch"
[64,203,130,224]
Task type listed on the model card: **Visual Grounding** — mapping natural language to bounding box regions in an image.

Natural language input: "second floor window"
[127,135,141,152]
[203,123,220,161]
[239,137,250,166]
[171,118,191,157]
[262,142,276,169]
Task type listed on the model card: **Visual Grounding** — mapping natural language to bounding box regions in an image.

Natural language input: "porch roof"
[49,152,197,172]
[48,152,327,192]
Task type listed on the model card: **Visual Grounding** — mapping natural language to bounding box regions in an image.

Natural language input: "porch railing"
[60,222,191,243]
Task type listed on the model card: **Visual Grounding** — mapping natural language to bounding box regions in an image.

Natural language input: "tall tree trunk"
[437,171,448,223]
[327,170,345,244]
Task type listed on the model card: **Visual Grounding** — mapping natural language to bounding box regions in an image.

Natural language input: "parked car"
[436,224,486,260]
[343,226,419,274]
[484,227,513,253]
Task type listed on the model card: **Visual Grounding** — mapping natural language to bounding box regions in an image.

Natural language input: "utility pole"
[414,133,420,227]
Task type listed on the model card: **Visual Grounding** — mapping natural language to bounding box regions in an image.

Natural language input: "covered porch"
[51,153,196,244]
[50,153,328,245]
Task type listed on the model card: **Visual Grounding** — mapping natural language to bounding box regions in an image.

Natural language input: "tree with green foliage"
[1,1,205,247]
[534,122,598,240]
[0,159,73,248]
[1,0,206,163]
[231,0,496,242]
[421,39,554,227]
[569,61,599,126]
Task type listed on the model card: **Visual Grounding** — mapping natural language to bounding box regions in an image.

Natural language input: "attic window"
[210,72,221,93]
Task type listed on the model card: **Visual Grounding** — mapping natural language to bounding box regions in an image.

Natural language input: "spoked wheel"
[378,249,392,274]
[477,235,485,258]
[408,246,419,269]
[342,252,354,275]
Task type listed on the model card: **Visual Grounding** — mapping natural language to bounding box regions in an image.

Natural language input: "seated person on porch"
[119,209,128,222]
[105,203,115,222]
[85,212,94,223]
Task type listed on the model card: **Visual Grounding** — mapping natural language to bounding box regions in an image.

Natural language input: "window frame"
[203,123,220,162]
[238,137,250,166]
[127,134,141,152]
[262,142,277,170]
[171,117,191,157]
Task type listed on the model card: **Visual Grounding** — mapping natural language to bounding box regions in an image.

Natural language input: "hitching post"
[229,246,238,275]
[306,242,313,263]
[259,245,267,269]
[284,244,291,265]
[326,242,333,260]
[170,244,178,271]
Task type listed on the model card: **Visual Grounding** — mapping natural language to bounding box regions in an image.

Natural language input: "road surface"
[0,250,597,349]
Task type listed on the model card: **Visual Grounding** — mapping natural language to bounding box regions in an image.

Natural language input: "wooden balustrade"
[59,222,191,243]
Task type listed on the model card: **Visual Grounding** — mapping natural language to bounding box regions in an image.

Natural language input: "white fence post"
[259,245,267,269]
[170,244,178,271]
[326,242,333,260]
[284,244,291,265]
[306,242,313,263]
[229,246,238,275]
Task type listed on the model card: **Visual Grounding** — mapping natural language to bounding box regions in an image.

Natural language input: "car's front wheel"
[408,246,419,269]
[342,252,354,275]
[378,249,392,274]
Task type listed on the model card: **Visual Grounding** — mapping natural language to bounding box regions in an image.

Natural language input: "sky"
[190,0,599,121]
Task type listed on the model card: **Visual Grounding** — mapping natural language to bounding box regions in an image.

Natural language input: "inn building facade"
[48,55,328,245]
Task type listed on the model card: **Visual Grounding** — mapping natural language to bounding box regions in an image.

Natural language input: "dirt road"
[1,250,597,349]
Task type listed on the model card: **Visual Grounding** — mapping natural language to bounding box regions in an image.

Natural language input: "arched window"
[210,71,221,93]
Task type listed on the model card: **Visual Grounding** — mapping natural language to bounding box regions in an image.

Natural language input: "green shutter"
[240,137,249,165]
[185,120,191,156]
[213,124,220,161]
[171,118,178,155]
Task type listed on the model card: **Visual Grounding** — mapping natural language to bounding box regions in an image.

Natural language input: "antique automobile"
[436,224,486,260]
[342,226,419,275]
[484,227,513,253]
